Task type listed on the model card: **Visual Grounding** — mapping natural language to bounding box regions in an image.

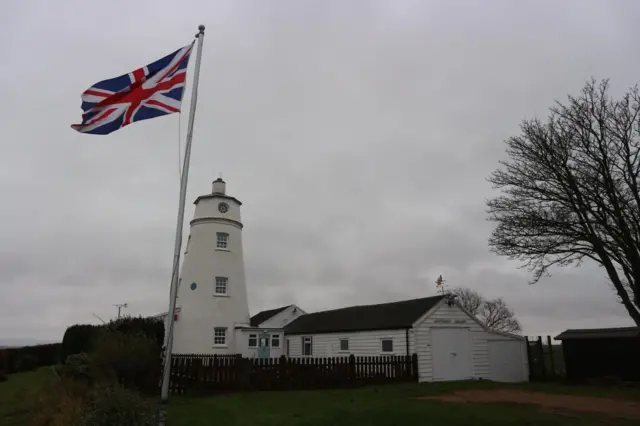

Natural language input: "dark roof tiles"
[250,305,291,327]
[555,327,640,340]
[284,295,444,335]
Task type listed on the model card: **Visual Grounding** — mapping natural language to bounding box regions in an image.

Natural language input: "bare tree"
[482,298,521,333]
[451,287,522,333]
[486,78,640,325]
[450,287,483,315]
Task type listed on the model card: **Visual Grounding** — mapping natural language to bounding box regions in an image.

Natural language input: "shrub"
[17,354,40,372]
[0,343,61,373]
[62,324,99,362]
[89,331,161,394]
[0,349,8,372]
[23,343,61,367]
[60,352,92,383]
[75,384,156,426]
[61,317,164,362]
[106,316,164,346]
[0,371,7,383]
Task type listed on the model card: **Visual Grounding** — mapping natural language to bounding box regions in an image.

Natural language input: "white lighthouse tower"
[171,178,251,354]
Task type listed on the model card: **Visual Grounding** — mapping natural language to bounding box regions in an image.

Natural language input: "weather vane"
[435,275,446,295]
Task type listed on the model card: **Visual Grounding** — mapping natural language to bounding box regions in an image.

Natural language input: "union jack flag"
[71,43,195,135]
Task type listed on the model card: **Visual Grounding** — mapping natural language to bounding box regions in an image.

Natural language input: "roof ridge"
[305,295,443,315]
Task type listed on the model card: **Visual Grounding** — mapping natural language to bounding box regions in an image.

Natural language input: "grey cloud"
[1,0,639,342]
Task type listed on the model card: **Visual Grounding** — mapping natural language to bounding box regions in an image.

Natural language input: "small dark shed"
[555,327,640,382]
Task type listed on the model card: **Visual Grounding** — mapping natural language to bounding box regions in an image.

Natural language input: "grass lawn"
[0,367,56,426]
[168,381,640,426]
[3,369,640,426]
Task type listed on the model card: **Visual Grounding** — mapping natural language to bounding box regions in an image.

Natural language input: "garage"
[412,296,529,383]
[430,327,474,381]
[488,336,528,382]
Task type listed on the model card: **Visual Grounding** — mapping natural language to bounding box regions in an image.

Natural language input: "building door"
[257,331,270,359]
[430,327,473,381]
[488,339,527,382]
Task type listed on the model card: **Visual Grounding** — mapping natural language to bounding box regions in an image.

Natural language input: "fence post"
[524,336,533,381]
[546,335,556,378]
[278,355,287,389]
[349,355,356,382]
[411,353,418,381]
[537,336,546,379]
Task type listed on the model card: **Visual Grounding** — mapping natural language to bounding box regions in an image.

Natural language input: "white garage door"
[430,327,474,381]
[488,339,527,382]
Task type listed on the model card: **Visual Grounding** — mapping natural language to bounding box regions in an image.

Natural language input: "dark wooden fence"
[525,336,565,381]
[166,353,419,395]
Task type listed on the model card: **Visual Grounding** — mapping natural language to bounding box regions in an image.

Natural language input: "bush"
[0,349,8,372]
[60,352,92,383]
[17,354,40,372]
[62,324,99,362]
[1,343,61,373]
[106,316,164,346]
[0,371,7,382]
[62,317,164,362]
[75,384,156,426]
[90,331,161,394]
[25,343,61,366]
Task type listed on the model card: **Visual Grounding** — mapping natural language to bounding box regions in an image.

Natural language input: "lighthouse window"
[216,232,229,249]
[214,277,228,295]
[213,327,227,346]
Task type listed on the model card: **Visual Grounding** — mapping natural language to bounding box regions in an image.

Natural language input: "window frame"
[302,336,313,356]
[216,232,229,250]
[380,338,393,353]
[248,333,257,348]
[271,334,280,348]
[214,276,228,296]
[213,327,228,347]
[339,338,349,352]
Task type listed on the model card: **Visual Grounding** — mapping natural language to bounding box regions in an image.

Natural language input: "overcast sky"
[1,0,638,343]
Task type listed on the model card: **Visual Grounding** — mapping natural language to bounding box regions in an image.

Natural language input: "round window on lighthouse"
[218,202,229,213]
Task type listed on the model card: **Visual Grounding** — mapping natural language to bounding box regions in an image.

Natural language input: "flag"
[71,42,195,135]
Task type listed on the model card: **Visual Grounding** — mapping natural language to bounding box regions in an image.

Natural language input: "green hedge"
[61,316,164,363]
[62,324,99,362]
[0,342,62,373]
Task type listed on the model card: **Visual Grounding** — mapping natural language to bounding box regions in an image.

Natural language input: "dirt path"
[418,389,640,419]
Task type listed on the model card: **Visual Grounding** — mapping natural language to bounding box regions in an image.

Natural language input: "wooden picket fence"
[166,353,419,395]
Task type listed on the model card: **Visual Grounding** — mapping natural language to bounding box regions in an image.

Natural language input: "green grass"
[0,367,56,426]
[167,381,640,426]
[3,369,640,426]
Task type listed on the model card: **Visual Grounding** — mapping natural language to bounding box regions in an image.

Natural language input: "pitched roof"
[555,327,640,340]
[284,295,444,335]
[250,305,292,327]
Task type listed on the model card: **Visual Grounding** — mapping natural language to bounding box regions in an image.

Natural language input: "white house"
[157,177,528,382]
[234,304,306,359]
[282,295,529,383]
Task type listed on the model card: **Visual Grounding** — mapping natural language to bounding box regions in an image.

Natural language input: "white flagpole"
[160,24,206,405]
